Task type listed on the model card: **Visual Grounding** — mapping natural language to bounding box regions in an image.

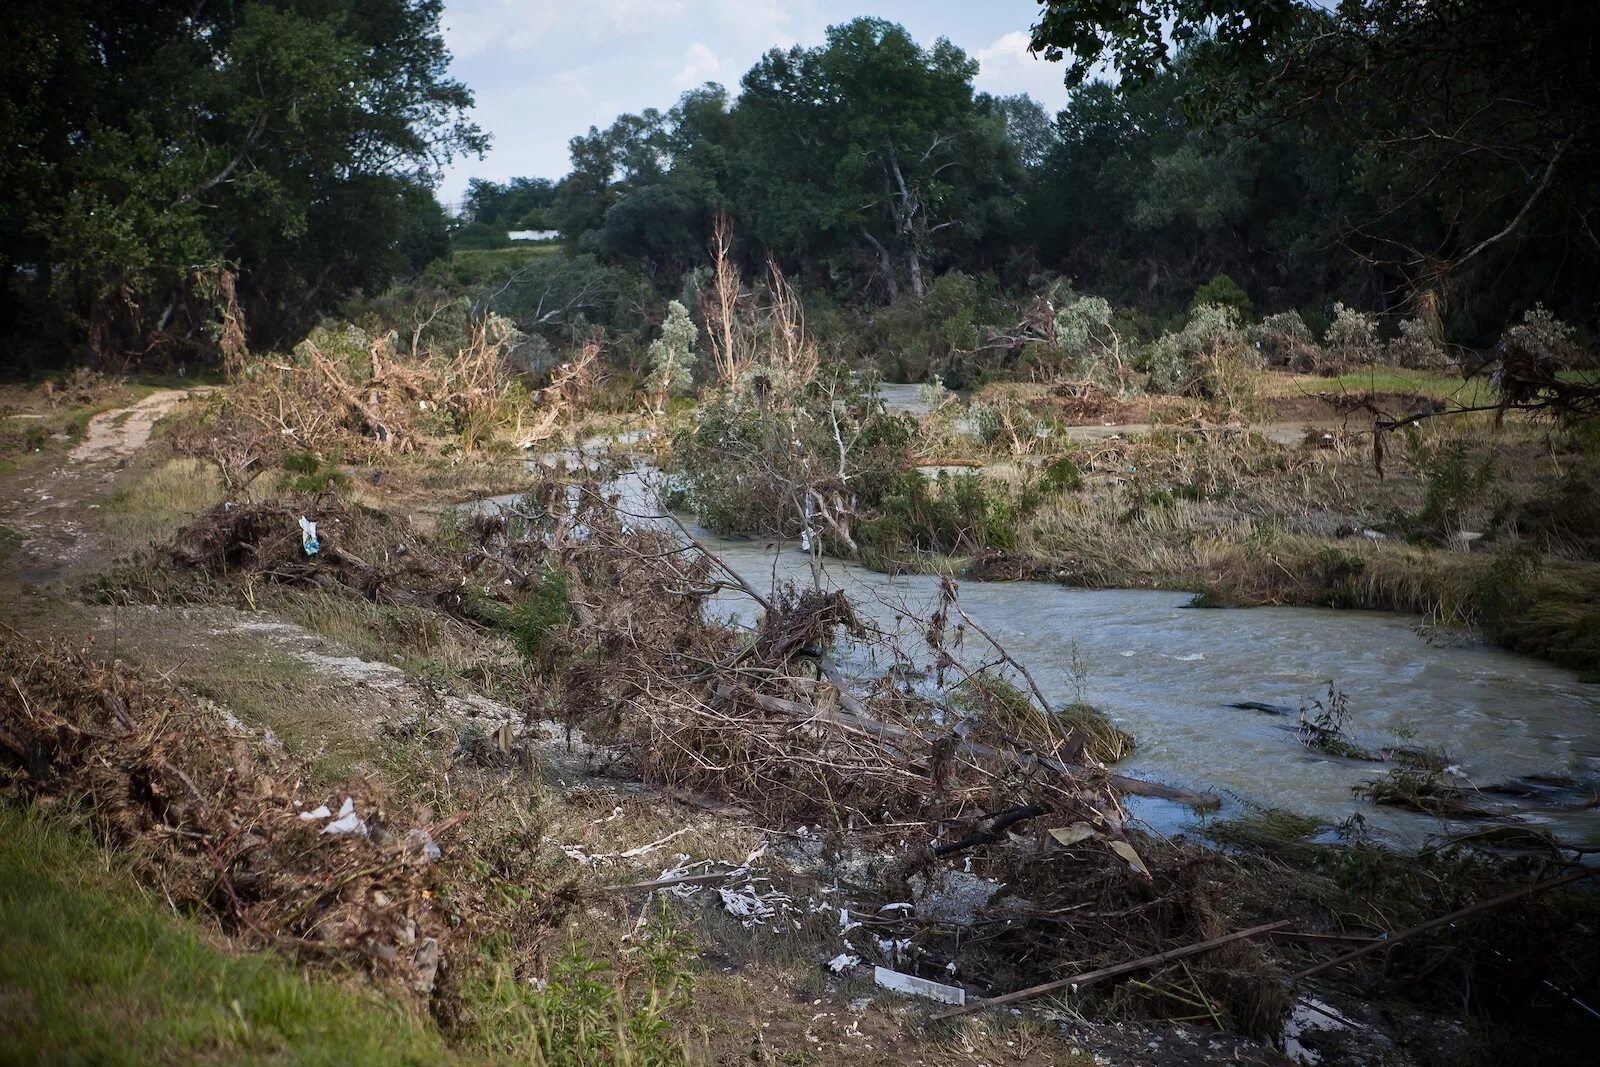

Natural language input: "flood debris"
[873,966,966,1005]
[0,626,452,995]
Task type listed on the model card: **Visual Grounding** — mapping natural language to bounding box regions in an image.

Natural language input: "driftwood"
[932,803,1047,856]
[733,681,1221,812]
[931,919,1292,1021]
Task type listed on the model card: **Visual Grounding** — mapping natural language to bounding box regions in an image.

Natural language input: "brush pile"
[522,476,1125,829]
[101,496,543,632]
[0,629,452,994]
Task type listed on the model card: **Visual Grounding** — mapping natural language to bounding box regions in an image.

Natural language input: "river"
[476,442,1600,849]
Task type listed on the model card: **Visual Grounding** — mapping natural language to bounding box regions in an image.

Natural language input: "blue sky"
[436,0,1071,206]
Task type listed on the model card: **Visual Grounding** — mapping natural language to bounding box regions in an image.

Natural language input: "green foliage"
[1051,289,1126,387]
[1040,456,1086,492]
[458,909,694,1065]
[0,805,463,1065]
[1249,310,1318,369]
[1143,303,1257,398]
[1028,2,1600,342]
[674,375,912,538]
[858,471,1022,556]
[647,300,698,401]
[1405,434,1496,543]
[1387,318,1450,372]
[511,569,572,665]
[1324,303,1380,369]
[279,450,348,494]
[2,0,483,365]
[1189,274,1252,317]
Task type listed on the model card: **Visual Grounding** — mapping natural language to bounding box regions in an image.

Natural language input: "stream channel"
[474,422,1600,850]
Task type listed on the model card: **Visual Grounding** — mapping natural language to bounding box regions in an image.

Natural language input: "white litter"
[321,796,366,835]
[297,804,332,821]
[827,953,860,974]
[872,966,966,1006]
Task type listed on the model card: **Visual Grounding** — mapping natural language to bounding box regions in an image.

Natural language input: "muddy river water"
[478,435,1600,848]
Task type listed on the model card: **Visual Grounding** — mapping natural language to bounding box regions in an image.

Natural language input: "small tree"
[1052,292,1128,391]
[648,300,697,414]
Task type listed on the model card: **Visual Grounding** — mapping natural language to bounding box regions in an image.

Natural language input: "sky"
[435,0,1072,207]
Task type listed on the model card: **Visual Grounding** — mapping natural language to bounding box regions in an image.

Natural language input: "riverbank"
[4,369,1599,1066]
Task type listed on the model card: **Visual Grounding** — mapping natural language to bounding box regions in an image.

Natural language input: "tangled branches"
[0,630,451,994]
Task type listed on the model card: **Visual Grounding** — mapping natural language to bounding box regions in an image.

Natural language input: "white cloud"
[442,0,688,59]
[673,42,723,90]
[974,30,1070,109]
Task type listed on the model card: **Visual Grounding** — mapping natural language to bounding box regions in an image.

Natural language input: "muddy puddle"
[473,463,1600,848]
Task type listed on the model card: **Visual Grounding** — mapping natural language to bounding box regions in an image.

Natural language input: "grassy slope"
[0,805,473,1067]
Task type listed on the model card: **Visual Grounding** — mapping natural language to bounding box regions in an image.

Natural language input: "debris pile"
[0,628,451,994]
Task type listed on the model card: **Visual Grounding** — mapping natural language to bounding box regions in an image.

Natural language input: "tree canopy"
[1,0,483,367]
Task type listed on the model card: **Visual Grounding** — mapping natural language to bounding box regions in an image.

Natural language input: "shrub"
[1040,455,1084,492]
[858,470,1022,556]
[1051,291,1128,390]
[1249,310,1319,370]
[1388,317,1451,371]
[1323,303,1380,370]
[1190,274,1253,318]
[1499,304,1579,375]
[1143,304,1259,401]
[647,300,697,408]
[674,375,911,542]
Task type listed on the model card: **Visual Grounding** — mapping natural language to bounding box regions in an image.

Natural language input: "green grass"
[0,804,472,1066]
[1256,365,1498,406]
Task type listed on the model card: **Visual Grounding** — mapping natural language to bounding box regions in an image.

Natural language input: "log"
[930,919,1292,1021]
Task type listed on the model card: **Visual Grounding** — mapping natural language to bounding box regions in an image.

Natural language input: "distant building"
[507,229,560,242]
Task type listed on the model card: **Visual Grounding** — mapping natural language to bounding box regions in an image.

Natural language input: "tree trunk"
[862,230,898,300]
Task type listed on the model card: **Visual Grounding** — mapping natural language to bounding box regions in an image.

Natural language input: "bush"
[1143,304,1259,401]
[1040,455,1084,492]
[646,300,697,406]
[1190,274,1253,318]
[858,470,1022,556]
[1249,310,1319,370]
[1388,317,1451,371]
[1499,304,1579,375]
[1051,291,1127,390]
[1324,303,1380,370]
[674,375,911,541]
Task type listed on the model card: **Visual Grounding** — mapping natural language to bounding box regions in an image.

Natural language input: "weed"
[1298,683,1375,760]
[511,569,572,666]
[458,908,695,1065]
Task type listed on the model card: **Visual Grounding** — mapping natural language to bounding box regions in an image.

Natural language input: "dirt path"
[0,389,592,786]
[1,388,199,583]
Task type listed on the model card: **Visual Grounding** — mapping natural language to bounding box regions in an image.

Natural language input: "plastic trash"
[322,796,366,835]
[298,515,320,556]
[872,966,966,1005]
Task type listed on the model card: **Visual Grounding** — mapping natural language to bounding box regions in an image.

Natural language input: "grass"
[1255,364,1499,406]
[98,456,229,554]
[0,803,471,1066]
[264,588,524,702]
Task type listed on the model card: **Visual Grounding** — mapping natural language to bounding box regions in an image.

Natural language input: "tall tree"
[735,18,1023,300]
[0,0,483,365]
[1028,0,1600,332]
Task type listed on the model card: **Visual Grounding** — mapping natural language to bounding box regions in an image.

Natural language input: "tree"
[1028,1,1600,334]
[1,0,484,366]
[734,18,1024,300]
[647,300,698,413]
